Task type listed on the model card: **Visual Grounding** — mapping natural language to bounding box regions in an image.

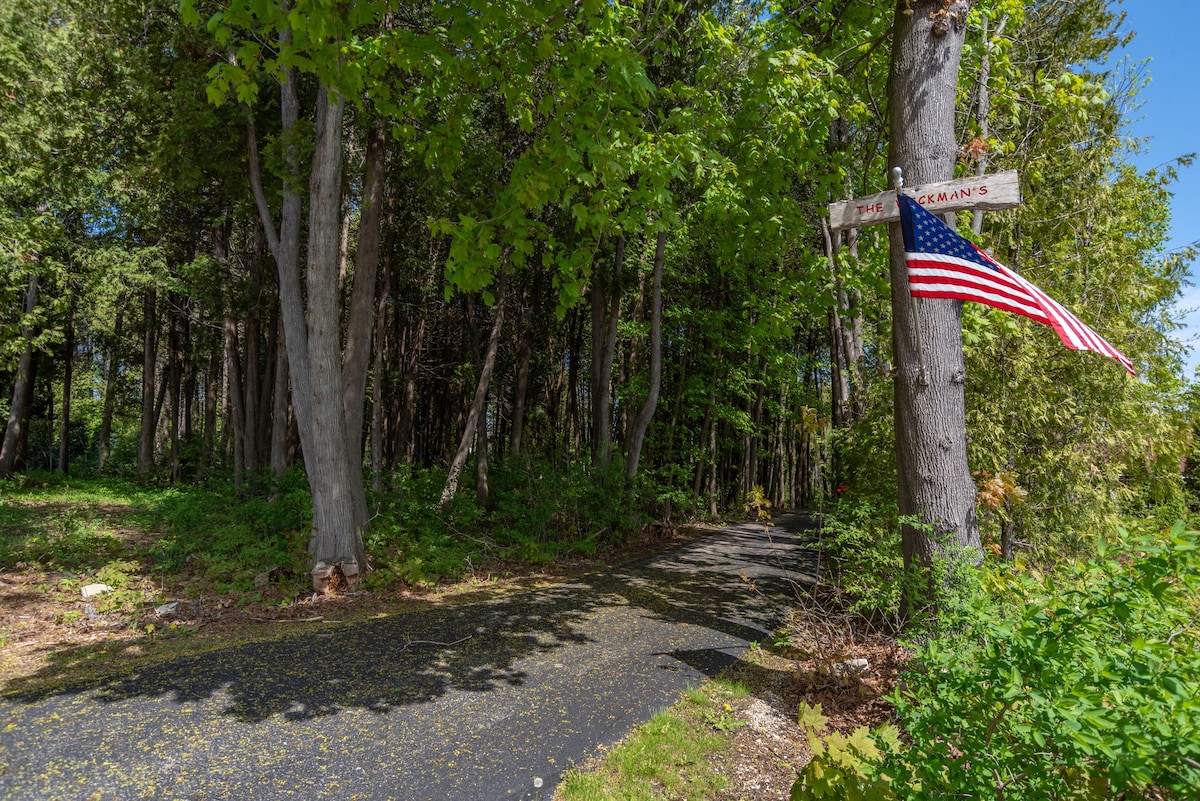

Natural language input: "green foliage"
[816,500,904,622]
[365,458,649,589]
[141,476,312,594]
[792,702,900,801]
[884,523,1200,800]
[0,497,127,571]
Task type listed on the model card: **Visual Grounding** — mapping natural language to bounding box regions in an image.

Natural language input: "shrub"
[794,522,1200,801]
[816,499,905,623]
[888,522,1200,800]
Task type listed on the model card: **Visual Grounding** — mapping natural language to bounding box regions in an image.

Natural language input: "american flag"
[898,192,1134,375]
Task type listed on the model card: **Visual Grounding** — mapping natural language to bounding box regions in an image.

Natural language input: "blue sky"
[1110,1,1200,369]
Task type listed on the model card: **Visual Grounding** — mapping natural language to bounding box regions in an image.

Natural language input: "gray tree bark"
[440,276,507,509]
[624,231,666,480]
[341,122,386,527]
[269,318,291,477]
[590,237,624,470]
[887,0,982,610]
[971,13,1006,236]
[58,305,74,476]
[98,303,124,473]
[302,86,366,568]
[224,315,247,495]
[136,286,157,480]
[0,275,40,478]
[245,51,367,570]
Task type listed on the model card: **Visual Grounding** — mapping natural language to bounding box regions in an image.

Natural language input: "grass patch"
[555,680,752,801]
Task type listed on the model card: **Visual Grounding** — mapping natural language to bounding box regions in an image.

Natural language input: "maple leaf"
[797,701,829,733]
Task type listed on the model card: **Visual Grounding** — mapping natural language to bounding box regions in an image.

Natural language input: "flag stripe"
[897,193,1133,375]
[907,259,1052,322]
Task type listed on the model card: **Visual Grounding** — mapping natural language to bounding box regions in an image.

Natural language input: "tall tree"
[887,0,982,612]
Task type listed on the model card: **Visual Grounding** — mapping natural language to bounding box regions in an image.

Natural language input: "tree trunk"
[440,277,507,509]
[269,317,291,477]
[58,305,74,476]
[625,231,666,480]
[98,303,124,473]
[302,86,366,567]
[224,316,247,495]
[341,122,386,527]
[822,220,853,426]
[202,333,220,477]
[169,296,188,482]
[510,313,534,456]
[0,275,40,478]
[971,14,1006,236]
[475,390,490,507]
[591,237,624,470]
[137,286,157,480]
[397,301,427,466]
[888,0,982,613]
[247,64,366,571]
[242,282,260,478]
[371,228,392,493]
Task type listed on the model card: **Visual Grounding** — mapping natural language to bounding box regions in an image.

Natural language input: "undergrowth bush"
[816,499,904,623]
[794,521,1200,801]
[141,472,311,593]
[364,457,649,588]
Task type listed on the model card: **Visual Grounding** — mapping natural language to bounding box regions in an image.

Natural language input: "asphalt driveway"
[0,513,818,800]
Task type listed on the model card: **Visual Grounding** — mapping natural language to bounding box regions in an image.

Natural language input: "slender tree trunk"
[397,302,427,466]
[341,122,386,528]
[842,229,867,419]
[823,220,852,426]
[224,316,247,495]
[707,414,719,516]
[440,277,507,508]
[371,230,392,493]
[888,0,982,613]
[591,237,624,469]
[566,308,582,457]
[243,287,260,478]
[98,303,125,473]
[58,305,74,475]
[0,275,40,478]
[475,390,490,507]
[181,305,196,471]
[971,14,1006,236]
[167,297,182,482]
[137,286,157,480]
[625,231,666,480]
[269,318,291,477]
[510,317,534,456]
[693,396,713,497]
[202,335,220,476]
[13,355,38,473]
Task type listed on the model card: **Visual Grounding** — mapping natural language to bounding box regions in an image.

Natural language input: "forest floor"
[1,489,901,799]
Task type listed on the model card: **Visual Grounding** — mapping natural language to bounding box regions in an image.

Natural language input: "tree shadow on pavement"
[3,515,820,725]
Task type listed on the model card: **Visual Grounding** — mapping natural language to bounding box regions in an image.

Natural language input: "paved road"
[0,513,817,801]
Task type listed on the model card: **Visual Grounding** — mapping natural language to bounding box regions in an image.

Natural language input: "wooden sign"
[827,170,1021,231]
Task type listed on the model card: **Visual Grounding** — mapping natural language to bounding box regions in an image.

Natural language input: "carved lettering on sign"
[827,171,1020,231]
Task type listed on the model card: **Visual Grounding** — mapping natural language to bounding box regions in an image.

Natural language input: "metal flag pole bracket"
[893,166,928,387]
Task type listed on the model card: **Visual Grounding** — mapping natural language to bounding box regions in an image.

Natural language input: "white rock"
[155,601,181,616]
[840,658,869,674]
[81,583,114,599]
